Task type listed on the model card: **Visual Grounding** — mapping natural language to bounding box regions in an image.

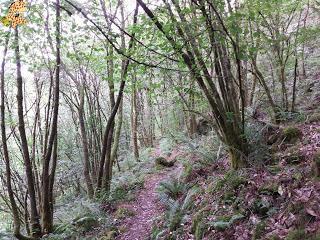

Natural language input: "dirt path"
[116,148,183,240]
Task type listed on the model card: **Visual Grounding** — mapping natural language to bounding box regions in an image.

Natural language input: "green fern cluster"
[153,179,199,238]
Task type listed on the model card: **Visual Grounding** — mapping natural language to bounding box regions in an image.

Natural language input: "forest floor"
[114,147,184,240]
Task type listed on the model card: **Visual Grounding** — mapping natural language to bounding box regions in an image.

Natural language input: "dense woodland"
[0,0,319,239]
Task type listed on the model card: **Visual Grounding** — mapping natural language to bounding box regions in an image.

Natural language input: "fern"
[158,178,188,200]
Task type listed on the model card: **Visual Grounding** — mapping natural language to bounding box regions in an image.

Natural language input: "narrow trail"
[116,148,183,240]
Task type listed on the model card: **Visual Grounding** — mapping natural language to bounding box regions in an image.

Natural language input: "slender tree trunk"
[291,57,298,112]
[96,3,139,192]
[131,80,139,160]
[110,99,123,174]
[15,27,42,238]
[1,30,34,240]
[78,87,94,198]
[41,0,61,233]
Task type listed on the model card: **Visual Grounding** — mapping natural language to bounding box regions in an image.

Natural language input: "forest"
[0,0,319,239]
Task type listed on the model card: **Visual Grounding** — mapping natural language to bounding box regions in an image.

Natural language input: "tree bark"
[41,0,61,233]
[15,27,42,238]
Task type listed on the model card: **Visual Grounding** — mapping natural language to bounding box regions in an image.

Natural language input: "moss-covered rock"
[155,157,175,167]
[100,230,117,240]
[283,126,302,144]
[73,216,98,232]
[114,207,135,220]
[307,112,320,123]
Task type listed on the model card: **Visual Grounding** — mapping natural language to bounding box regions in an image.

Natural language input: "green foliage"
[285,229,306,240]
[215,170,247,191]
[252,221,267,240]
[159,138,175,155]
[208,214,245,231]
[307,112,320,123]
[158,178,188,200]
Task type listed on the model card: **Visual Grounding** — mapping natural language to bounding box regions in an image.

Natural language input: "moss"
[155,157,175,167]
[114,207,135,220]
[283,126,302,143]
[100,230,117,240]
[259,183,279,196]
[252,221,267,240]
[307,112,320,123]
[267,165,281,175]
[73,216,98,232]
[285,228,307,240]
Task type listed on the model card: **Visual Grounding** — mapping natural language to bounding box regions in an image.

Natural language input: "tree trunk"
[41,0,61,233]
[110,99,124,174]
[78,87,94,198]
[1,30,35,240]
[15,27,42,238]
[131,82,140,160]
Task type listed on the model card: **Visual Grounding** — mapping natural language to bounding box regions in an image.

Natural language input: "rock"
[155,157,175,167]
